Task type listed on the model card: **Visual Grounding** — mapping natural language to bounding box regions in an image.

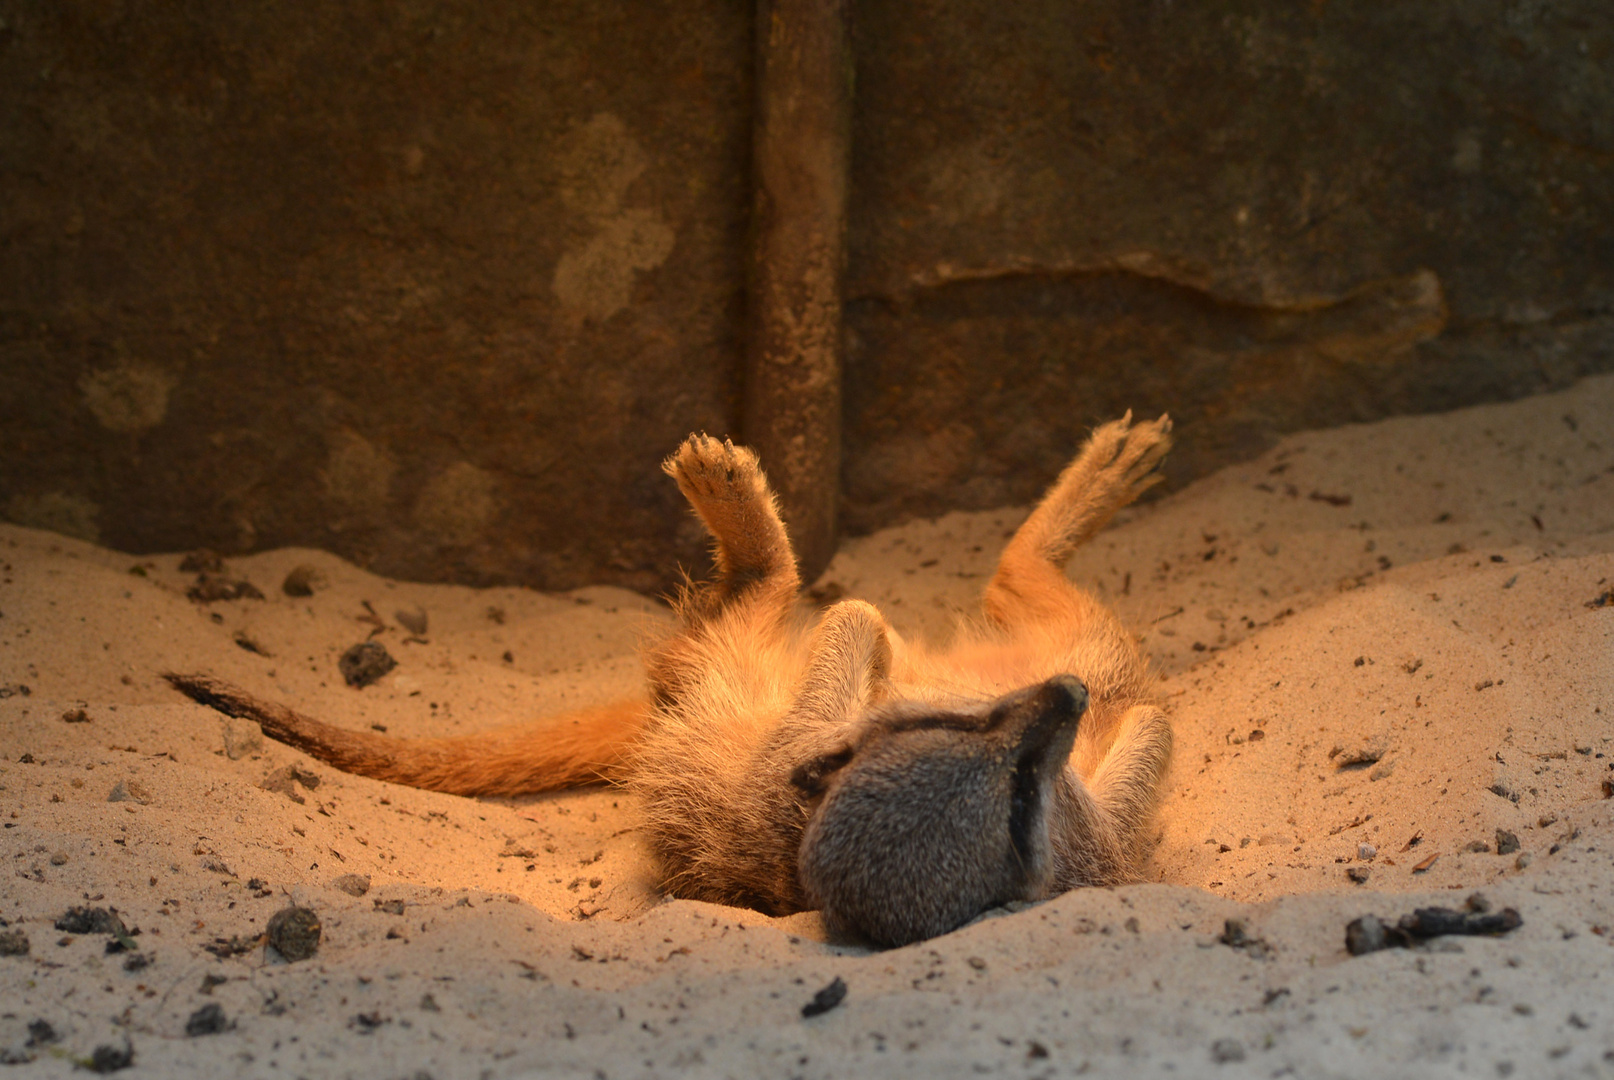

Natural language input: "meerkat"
[168,412,1173,947]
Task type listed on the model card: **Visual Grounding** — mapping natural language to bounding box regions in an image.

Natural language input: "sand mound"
[3,376,1612,1077]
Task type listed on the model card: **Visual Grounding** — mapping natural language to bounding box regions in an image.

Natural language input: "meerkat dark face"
[793,675,1088,947]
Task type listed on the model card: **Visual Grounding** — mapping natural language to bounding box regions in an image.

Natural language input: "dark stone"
[1217,918,1274,961]
[88,1041,134,1073]
[1495,830,1521,855]
[801,975,847,1018]
[0,929,29,956]
[350,1011,386,1032]
[265,906,321,962]
[54,906,122,935]
[186,576,265,603]
[202,935,261,959]
[1398,905,1523,938]
[184,1003,231,1037]
[339,641,396,688]
[26,1020,57,1047]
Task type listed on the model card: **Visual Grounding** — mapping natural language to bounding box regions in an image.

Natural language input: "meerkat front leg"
[664,434,801,607]
[984,412,1171,625]
[789,600,895,721]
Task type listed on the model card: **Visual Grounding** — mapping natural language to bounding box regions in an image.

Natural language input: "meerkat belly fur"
[168,413,1174,947]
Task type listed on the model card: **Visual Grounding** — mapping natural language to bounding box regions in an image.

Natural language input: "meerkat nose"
[1041,674,1089,716]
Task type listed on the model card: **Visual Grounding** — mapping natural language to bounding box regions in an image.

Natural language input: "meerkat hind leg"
[1085,702,1172,852]
[984,412,1171,626]
[1046,703,1171,889]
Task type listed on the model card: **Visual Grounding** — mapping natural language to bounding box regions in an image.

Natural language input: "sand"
[2,376,1612,1079]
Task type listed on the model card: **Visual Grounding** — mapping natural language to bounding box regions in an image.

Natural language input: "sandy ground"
[2,376,1613,1079]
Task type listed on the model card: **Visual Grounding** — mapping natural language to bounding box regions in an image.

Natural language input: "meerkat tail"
[163,672,649,797]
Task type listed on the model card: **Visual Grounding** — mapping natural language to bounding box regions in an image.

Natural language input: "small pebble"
[281,565,325,597]
[88,1041,133,1073]
[222,718,263,760]
[49,852,66,866]
[801,976,847,1018]
[1210,1038,1246,1064]
[187,575,264,603]
[107,779,152,805]
[395,607,428,636]
[332,874,371,897]
[260,764,321,804]
[1495,829,1520,856]
[54,907,123,935]
[339,642,396,689]
[1346,866,1371,884]
[1345,914,1390,956]
[266,906,321,962]
[1515,852,1533,870]
[1358,843,1377,860]
[185,1003,230,1036]
[0,929,30,956]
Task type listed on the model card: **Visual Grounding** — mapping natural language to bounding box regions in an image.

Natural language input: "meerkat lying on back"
[169,413,1173,946]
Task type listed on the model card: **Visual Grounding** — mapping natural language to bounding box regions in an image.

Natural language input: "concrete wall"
[3,1,1610,590]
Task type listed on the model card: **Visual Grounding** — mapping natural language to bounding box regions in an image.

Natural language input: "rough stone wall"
[2,1,1610,588]
[0,2,750,592]
[843,0,1614,529]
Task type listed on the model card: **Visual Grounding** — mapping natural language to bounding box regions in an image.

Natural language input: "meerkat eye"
[789,745,854,796]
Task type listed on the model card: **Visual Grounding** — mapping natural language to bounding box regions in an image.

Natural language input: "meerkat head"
[793,675,1087,947]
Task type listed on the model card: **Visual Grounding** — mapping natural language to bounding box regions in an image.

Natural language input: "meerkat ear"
[789,743,854,796]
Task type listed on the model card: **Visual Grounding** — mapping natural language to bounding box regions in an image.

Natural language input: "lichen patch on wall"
[551,113,676,321]
[553,207,676,321]
[319,429,397,527]
[413,461,499,548]
[4,491,100,543]
[78,361,175,434]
